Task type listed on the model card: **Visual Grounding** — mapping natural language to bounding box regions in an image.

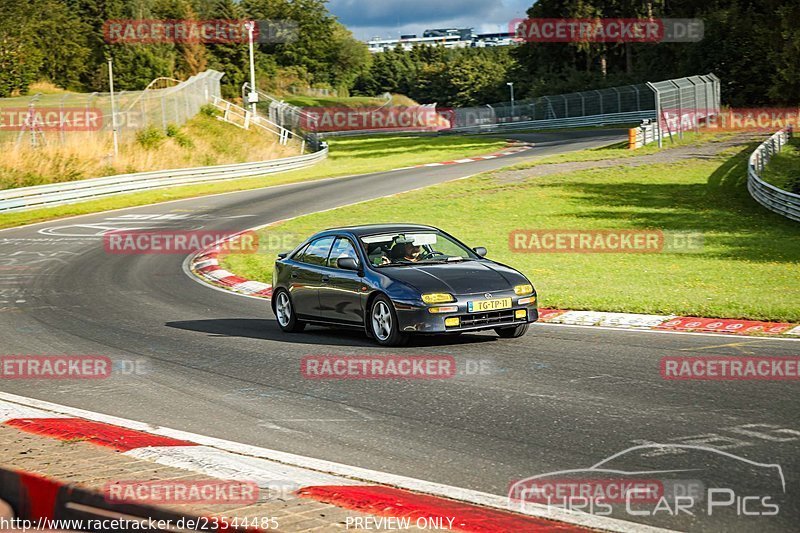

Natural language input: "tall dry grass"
[0,114,298,190]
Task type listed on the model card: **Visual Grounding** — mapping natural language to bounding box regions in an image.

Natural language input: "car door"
[318,236,365,324]
[289,236,334,318]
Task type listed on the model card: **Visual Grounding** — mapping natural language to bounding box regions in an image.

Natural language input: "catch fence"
[0,70,224,147]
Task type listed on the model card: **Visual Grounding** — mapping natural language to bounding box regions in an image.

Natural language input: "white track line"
[0,392,675,533]
[127,446,359,489]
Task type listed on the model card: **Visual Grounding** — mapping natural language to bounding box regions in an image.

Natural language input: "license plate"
[468,297,512,312]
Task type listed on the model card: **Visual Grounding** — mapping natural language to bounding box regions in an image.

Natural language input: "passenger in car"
[368,242,391,265]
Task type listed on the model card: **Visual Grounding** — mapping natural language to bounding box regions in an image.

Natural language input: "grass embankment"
[0,134,507,229]
[761,137,800,194]
[0,108,297,190]
[281,94,417,108]
[221,134,800,322]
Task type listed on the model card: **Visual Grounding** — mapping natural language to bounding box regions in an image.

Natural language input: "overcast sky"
[326,0,534,40]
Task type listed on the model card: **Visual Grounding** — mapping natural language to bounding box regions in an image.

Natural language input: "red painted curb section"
[656,316,795,335]
[4,418,197,452]
[537,308,568,321]
[298,485,589,532]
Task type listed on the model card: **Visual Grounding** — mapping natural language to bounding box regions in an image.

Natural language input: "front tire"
[273,289,305,333]
[369,295,409,347]
[495,323,529,338]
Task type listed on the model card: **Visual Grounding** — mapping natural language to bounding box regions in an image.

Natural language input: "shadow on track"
[166,318,498,347]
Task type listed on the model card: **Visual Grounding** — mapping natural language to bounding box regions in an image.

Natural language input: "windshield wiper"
[375,262,417,267]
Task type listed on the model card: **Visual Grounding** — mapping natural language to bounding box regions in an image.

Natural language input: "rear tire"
[495,323,529,338]
[273,289,305,333]
[369,295,409,347]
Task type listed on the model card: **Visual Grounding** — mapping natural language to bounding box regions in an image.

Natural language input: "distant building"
[366,28,515,53]
[473,32,516,47]
[423,28,473,40]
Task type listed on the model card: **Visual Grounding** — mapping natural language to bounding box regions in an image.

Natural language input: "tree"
[206,0,249,97]
[0,0,91,95]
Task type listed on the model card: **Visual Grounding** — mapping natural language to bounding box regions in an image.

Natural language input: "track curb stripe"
[412,145,533,168]
[0,394,676,533]
[4,417,197,452]
[298,485,589,532]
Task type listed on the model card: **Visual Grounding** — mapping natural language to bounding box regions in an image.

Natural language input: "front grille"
[455,309,520,328]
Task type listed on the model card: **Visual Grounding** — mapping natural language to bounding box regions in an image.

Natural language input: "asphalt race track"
[1,130,797,532]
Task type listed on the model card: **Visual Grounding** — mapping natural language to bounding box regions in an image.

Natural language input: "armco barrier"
[748,127,800,222]
[0,146,328,213]
[446,110,654,134]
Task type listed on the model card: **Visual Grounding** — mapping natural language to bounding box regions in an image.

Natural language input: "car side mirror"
[473,246,487,257]
[277,251,290,259]
[337,257,360,270]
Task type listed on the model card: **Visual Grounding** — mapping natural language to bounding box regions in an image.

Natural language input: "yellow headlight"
[514,284,533,296]
[422,293,455,304]
[444,317,460,327]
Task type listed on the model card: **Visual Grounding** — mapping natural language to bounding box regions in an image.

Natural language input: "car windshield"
[360,231,477,267]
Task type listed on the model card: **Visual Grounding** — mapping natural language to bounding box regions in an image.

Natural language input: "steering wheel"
[419,250,445,260]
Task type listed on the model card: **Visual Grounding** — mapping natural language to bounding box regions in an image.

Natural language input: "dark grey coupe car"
[271,224,538,346]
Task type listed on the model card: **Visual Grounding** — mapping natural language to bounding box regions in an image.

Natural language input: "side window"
[297,236,334,266]
[291,243,309,260]
[328,237,359,268]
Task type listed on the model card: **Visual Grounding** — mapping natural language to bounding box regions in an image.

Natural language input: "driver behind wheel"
[390,237,421,262]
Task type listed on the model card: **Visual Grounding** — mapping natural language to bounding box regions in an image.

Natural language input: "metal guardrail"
[447,110,654,133]
[211,96,297,146]
[0,146,328,213]
[747,127,800,222]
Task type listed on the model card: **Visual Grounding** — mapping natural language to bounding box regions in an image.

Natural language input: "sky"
[326,0,534,40]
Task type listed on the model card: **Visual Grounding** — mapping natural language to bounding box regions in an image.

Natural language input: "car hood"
[384,260,525,295]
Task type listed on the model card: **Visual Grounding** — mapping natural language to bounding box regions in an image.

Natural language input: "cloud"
[328,0,532,39]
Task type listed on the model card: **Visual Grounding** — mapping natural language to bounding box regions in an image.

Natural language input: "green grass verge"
[221,136,800,322]
[761,137,800,194]
[0,134,506,229]
[503,131,737,169]
[281,95,389,107]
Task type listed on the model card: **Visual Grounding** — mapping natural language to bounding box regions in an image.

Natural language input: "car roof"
[318,224,439,237]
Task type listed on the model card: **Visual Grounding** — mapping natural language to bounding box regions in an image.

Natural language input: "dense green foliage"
[354,0,800,106]
[511,0,800,106]
[0,0,371,98]
[1,0,797,107]
[353,47,514,107]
